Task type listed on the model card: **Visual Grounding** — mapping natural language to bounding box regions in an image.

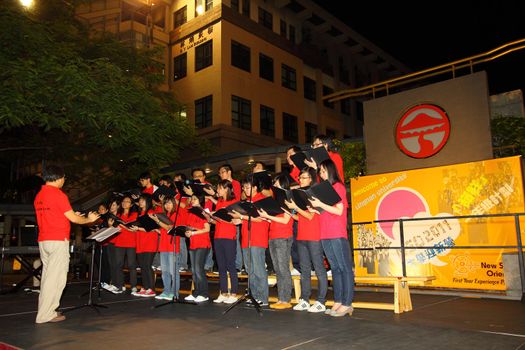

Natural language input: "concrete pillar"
[275,156,282,173]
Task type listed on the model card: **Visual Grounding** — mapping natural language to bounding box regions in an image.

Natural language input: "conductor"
[34,165,99,323]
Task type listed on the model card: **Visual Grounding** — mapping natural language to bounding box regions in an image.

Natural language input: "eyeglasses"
[299,176,311,180]
[311,142,323,148]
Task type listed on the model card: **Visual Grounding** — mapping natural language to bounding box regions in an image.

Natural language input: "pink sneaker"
[132,288,146,296]
[142,289,156,297]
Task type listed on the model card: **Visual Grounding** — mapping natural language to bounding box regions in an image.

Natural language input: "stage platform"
[0,276,524,349]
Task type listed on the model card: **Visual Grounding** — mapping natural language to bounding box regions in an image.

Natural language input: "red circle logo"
[395,104,450,158]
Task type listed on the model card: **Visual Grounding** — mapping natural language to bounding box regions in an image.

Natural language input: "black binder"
[154,212,174,225]
[168,225,196,237]
[226,201,260,218]
[253,196,284,216]
[153,185,177,202]
[271,186,290,209]
[250,170,273,190]
[211,208,234,223]
[125,214,160,232]
[289,187,311,211]
[188,206,208,220]
[290,151,308,170]
[305,146,330,166]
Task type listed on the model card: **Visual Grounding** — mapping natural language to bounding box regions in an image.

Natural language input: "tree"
[0,0,204,199]
[334,139,366,181]
[491,115,525,158]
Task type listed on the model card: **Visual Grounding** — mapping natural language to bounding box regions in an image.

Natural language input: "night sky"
[313,1,525,95]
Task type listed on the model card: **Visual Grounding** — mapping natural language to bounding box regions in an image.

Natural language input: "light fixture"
[19,0,33,7]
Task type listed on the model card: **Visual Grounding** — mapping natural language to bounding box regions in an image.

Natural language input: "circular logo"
[395,104,450,158]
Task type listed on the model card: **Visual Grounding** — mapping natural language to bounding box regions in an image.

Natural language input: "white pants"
[35,240,69,323]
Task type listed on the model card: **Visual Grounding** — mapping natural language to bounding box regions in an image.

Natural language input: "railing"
[326,38,525,102]
[351,212,525,299]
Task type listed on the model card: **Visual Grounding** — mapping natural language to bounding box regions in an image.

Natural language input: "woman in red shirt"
[183,194,211,303]
[151,196,181,301]
[258,173,294,310]
[114,195,139,293]
[130,193,158,298]
[286,167,328,313]
[208,180,239,304]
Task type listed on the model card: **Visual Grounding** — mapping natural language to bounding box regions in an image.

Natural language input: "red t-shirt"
[319,182,348,240]
[114,211,138,248]
[241,193,270,249]
[232,179,242,200]
[142,185,157,195]
[329,151,345,184]
[289,166,300,183]
[158,211,181,253]
[268,214,293,240]
[186,210,211,249]
[297,212,321,241]
[34,185,72,241]
[214,198,237,240]
[135,210,159,253]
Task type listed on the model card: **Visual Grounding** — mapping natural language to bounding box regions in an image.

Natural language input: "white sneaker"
[326,270,332,277]
[184,294,196,301]
[213,294,228,303]
[223,296,239,304]
[308,301,326,313]
[291,268,301,276]
[194,295,209,303]
[293,299,310,311]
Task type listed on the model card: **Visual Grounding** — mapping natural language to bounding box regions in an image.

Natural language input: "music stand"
[64,226,120,314]
[223,173,266,316]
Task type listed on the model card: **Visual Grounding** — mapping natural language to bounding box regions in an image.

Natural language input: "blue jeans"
[179,238,188,270]
[269,238,293,302]
[235,226,243,270]
[321,238,354,306]
[242,247,268,303]
[297,240,327,303]
[189,248,209,297]
[160,252,180,296]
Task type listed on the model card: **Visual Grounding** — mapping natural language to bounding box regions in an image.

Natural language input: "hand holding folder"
[168,225,196,237]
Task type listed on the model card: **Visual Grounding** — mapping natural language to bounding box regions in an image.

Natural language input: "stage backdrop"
[351,156,525,291]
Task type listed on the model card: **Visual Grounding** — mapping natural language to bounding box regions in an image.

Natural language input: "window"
[341,98,351,115]
[305,122,317,143]
[281,64,296,91]
[173,53,187,81]
[260,105,275,137]
[283,113,298,142]
[231,0,239,12]
[289,25,296,44]
[326,128,336,139]
[231,40,250,72]
[195,95,212,129]
[258,7,273,30]
[323,85,334,109]
[259,53,273,82]
[232,95,251,131]
[173,6,187,29]
[303,77,316,101]
[241,0,250,17]
[195,0,212,16]
[280,19,287,38]
[195,40,212,71]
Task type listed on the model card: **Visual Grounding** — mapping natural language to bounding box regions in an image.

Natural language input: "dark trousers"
[94,244,111,284]
[189,248,209,297]
[214,239,238,294]
[137,252,155,290]
[114,246,137,289]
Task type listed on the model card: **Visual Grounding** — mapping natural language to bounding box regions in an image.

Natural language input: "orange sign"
[351,156,525,291]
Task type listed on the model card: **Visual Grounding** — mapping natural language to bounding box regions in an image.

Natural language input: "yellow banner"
[351,156,525,291]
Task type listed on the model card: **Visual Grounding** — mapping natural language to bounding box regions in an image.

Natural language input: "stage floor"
[0,277,524,350]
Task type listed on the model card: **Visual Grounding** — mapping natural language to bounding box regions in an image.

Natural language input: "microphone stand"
[223,174,262,316]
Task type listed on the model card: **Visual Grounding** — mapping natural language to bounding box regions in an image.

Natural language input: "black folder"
[168,225,196,237]
[107,213,126,227]
[174,181,190,197]
[154,212,174,225]
[253,196,285,216]
[304,180,342,212]
[226,201,260,218]
[153,185,177,202]
[188,206,208,220]
[305,146,330,166]
[271,186,290,209]
[211,208,234,223]
[125,214,160,232]
[250,170,273,190]
[290,151,308,170]
[289,187,311,211]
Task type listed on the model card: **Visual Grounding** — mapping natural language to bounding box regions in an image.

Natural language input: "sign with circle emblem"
[395,104,451,158]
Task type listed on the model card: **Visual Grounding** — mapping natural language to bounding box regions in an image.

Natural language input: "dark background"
[313,0,525,95]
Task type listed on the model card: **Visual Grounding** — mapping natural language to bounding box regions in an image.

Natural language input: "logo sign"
[395,104,451,158]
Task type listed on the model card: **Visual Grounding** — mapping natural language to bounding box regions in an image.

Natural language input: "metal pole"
[399,219,407,277]
[514,215,525,302]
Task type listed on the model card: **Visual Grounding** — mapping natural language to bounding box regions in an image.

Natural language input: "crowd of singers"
[91,135,355,317]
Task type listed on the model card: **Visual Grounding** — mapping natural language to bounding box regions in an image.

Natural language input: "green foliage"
[0,0,201,190]
[333,139,366,180]
[491,115,525,158]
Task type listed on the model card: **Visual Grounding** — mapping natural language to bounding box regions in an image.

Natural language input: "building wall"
[364,71,493,174]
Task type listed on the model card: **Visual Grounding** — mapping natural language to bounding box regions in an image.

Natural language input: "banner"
[351,156,525,290]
